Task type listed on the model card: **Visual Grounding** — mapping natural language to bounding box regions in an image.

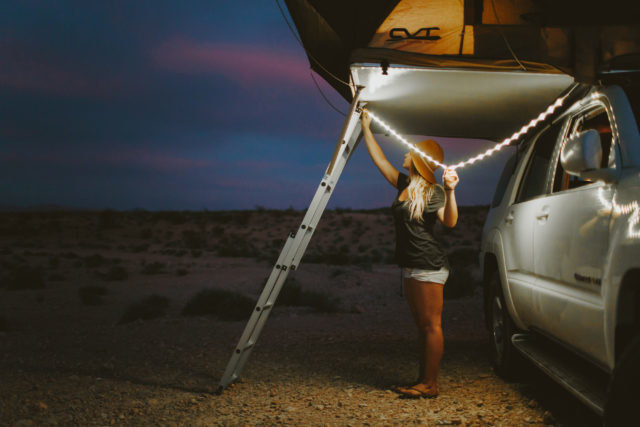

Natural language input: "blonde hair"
[407,170,435,222]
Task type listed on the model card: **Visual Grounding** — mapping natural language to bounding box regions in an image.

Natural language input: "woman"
[360,109,459,399]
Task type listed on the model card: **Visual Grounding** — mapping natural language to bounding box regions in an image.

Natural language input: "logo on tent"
[388,27,441,42]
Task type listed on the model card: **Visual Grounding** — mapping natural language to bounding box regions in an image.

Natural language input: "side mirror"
[560,130,617,183]
[560,129,602,176]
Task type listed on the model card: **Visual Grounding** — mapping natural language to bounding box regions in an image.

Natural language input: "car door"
[532,102,618,366]
[502,120,565,326]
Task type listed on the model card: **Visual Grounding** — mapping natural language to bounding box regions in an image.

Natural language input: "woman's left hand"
[443,168,459,190]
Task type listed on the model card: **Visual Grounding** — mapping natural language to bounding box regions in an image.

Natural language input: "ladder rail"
[217,89,363,392]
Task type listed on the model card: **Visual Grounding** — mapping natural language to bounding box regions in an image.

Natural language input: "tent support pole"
[217,88,363,393]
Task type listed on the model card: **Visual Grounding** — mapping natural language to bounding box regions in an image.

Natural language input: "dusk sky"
[1,1,514,211]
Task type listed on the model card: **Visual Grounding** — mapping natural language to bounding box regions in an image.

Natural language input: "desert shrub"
[330,269,346,278]
[211,225,225,237]
[78,286,107,306]
[370,249,383,263]
[2,266,45,290]
[60,251,79,259]
[443,267,476,300]
[141,261,166,275]
[278,279,341,313]
[139,228,153,239]
[153,211,187,225]
[98,209,119,229]
[233,211,252,226]
[305,252,350,265]
[130,243,149,253]
[84,254,106,268]
[183,230,207,250]
[49,256,60,269]
[341,216,353,227]
[182,289,254,320]
[217,233,258,257]
[119,295,169,324]
[176,268,189,276]
[102,265,128,281]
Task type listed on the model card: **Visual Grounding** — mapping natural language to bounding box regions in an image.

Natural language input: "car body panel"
[482,83,640,374]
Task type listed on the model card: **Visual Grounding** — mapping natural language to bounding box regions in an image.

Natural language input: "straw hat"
[410,139,444,184]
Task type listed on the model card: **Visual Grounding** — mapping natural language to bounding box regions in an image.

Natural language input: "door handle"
[505,212,514,224]
[536,206,550,221]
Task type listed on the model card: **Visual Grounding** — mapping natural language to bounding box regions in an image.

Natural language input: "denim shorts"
[402,261,450,285]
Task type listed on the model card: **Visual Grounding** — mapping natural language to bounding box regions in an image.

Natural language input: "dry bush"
[101,265,128,281]
[141,261,167,275]
[78,286,107,305]
[119,295,169,324]
[2,265,45,291]
[278,278,341,313]
[182,288,254,320]
[84,254,106,268]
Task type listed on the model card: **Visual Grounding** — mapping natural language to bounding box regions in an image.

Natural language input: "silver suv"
[480,73,640,424]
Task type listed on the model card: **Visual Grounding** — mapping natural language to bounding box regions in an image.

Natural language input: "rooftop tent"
[284,0,640,139]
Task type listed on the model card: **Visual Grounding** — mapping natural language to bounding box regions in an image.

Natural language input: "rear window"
[491,151,518,207]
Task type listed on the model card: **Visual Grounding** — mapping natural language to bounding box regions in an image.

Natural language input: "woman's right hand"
[360,109,372,129]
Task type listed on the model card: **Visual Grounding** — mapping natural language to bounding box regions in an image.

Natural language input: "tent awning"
[351,60,574,140]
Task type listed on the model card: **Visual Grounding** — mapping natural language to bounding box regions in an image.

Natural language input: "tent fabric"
[283,0,401,100]
[283,0,639,138]
[284,0,640,100]
[368,0,474,56]
[350,48,564,75]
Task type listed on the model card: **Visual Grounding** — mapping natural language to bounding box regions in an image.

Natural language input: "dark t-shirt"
[392,173,447,270]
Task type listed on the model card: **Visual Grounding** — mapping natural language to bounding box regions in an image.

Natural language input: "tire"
[604,334,640,426]
[487,271,523,379]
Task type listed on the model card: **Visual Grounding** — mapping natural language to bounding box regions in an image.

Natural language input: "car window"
[491,150,518,208]
[515,121,563,203]
[552,108,615,193]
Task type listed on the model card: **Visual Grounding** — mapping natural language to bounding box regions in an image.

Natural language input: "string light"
[366,94,568,171]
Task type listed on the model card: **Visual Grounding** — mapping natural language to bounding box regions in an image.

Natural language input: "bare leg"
[398,278,444,396]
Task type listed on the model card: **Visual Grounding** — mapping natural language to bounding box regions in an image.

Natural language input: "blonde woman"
[361,110,459,398]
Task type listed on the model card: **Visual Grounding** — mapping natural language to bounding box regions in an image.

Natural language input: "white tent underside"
[351,64,575,140]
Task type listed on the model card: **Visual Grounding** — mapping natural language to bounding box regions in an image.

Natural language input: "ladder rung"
[236,340,255,354]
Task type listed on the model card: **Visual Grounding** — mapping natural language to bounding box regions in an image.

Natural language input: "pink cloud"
[152,38,310,87]
[0,41,120,97]
[3,147,215,173]
[235,159,288,171]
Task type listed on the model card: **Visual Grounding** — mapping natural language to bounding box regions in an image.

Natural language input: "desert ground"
[0,208,602,426]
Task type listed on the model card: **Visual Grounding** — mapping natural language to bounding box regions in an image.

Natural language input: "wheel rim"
[491,294,505,364]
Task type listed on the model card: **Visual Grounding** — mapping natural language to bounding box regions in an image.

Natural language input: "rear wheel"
[604,334,640,426]
[488,271,523,379]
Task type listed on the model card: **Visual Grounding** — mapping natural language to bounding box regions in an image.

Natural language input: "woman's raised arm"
[361,110,399,188]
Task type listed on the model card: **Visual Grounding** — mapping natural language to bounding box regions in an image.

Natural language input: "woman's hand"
[443,168,459,190]
[360,109,372,130]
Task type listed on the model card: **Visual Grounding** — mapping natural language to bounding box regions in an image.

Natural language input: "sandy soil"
[0,210,602,426]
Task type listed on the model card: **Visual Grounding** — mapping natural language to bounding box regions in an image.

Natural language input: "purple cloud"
[152,38,311,87]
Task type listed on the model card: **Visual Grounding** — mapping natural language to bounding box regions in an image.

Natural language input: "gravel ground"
[1,273,601,426]
[0,211,603,425]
